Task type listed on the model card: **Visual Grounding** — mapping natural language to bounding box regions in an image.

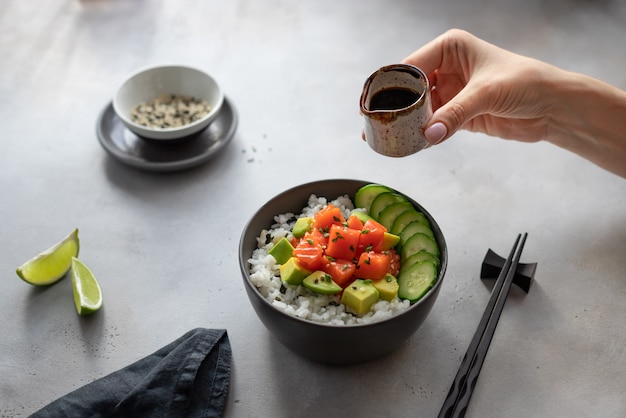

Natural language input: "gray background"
[1,1,625,417]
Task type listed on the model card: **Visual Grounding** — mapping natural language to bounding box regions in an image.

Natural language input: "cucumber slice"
[378,201,414,230]
[400,250,440,273]
[400,232,439,261]
[370,192,408,220]
[354,184,393,213]
[390,210,430,235]
[398,261,438,302]
[399,221,435,247]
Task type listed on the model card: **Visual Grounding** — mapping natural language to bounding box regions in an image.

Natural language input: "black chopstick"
[438,233,528,418]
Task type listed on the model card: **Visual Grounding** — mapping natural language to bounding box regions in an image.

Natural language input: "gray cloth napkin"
[31,328,231,418]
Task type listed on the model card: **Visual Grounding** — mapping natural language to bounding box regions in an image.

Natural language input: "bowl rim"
[112,64,225,137]
[238,178,448,329]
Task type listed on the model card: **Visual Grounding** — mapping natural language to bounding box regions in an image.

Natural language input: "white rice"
[248,193,411,325]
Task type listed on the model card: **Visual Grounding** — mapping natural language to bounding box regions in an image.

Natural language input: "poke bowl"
[238,179,448,365]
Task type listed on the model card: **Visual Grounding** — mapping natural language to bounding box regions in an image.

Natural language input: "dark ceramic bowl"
[238,179,447,365]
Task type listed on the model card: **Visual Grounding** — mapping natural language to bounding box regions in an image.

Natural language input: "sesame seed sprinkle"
[130,94,212,129]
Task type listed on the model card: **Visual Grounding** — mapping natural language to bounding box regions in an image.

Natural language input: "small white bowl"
[113,65,224,140]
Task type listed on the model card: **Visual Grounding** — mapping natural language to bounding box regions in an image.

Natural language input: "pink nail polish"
[424,122,447,144]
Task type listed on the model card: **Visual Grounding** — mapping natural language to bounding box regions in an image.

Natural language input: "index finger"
[401,33,448,77]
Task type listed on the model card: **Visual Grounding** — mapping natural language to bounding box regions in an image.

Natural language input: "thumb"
[424,87,483,144]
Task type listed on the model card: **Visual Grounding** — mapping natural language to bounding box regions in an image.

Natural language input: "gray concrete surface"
[1,1,625,417]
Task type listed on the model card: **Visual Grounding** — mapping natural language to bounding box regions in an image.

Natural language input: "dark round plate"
[96,97,238,172]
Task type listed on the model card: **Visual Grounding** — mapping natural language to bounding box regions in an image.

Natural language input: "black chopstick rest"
[439,233,533,418]
[480,248,537,293]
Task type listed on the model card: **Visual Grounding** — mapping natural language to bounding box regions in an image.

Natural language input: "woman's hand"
[402,29,626,178]
[402,29,560,145]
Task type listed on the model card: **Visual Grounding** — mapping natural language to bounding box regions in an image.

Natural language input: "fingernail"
[424,122,447,144]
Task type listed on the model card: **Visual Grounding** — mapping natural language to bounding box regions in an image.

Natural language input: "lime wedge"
[71,257,103,316]
[16,229,80,286]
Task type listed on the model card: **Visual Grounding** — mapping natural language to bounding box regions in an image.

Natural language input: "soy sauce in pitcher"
[369,87,420,111]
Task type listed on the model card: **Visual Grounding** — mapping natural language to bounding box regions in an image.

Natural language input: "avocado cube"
[302,271,342,295]
[268,237,294,265]
[350,211,374,223]
[292,217,314,238]
[341,279,380,315]
[372,273,399,301]
[381,232,401,250]
[280,257,312,286]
